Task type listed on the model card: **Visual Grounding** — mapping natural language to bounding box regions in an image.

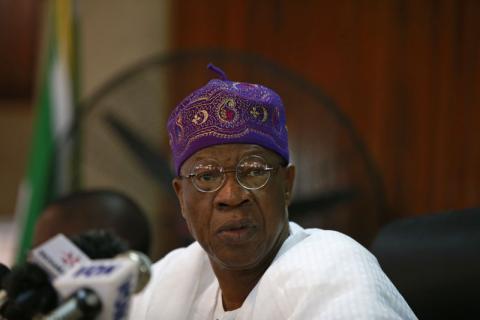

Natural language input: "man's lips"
[217,219,254,232]
[216,219,257,243]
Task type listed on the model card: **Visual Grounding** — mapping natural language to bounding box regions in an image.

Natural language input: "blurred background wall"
[169,0,480,218]
[0,0,171,263]
[0,0,479,262]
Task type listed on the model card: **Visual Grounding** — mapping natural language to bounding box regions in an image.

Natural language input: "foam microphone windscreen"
[0,263,10,289]
[1,263,58,320]
[0,263,11,313]
[70,229,130,259]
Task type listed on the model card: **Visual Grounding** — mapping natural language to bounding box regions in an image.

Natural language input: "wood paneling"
[171,0,480,223]
[0,0,42,99]
[0,0,41,215]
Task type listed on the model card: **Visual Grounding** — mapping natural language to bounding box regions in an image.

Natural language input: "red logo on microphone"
[61,251,81,266]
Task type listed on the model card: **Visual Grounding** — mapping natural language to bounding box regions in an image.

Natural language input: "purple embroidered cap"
[167,64,289,175]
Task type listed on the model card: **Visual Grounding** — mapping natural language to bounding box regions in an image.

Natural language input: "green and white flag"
[14,0,79,263]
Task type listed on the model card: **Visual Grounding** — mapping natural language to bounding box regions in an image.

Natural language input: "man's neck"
[211,227,290,311]
[213,261,267,311]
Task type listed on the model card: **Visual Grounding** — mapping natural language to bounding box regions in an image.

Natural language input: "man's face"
[173,144,295,271]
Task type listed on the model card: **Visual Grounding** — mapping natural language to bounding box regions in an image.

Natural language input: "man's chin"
[209,253,263,272]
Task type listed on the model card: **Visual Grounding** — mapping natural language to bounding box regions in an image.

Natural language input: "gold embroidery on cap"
[260,106,268,123]
[250,106,268,123]
[175,114,184,142]
[192,110,209,125]
[218,98,238,123]
[250,107,260,118]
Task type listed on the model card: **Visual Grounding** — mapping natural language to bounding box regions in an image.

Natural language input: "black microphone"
[1,232,91,320]
[42,288,102,320]
[0,263,9,285]
[0,230,133,320]
[70,229,129,259]
[0,230,128,320]
[0,263,58,320]
[0,263,11,313]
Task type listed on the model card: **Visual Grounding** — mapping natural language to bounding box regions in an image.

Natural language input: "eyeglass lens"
[190,155,272,192]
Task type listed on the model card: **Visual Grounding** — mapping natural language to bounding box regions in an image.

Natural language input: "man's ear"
[284,164,296,206]
[172,177,186,218]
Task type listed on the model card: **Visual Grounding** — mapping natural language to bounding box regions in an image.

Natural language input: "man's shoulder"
[284,227,381,283]
[284,222,375,266]
[304,228,373,259]
[254,223,416,319]
[263,223,382,302]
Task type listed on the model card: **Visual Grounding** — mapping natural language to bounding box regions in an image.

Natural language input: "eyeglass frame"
[178,154,287,193]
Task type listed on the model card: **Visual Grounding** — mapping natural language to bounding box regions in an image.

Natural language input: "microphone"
[70,229,129,260]
[0,263,10,284]
[1,262,58,320]
[30,234,91,279]
[42,288,102,320]
[1,234,90,320]
[115,251,151,294]
[0,263,11,312]
[1,231,128,320]
[0,231,137,320]
[45,251,151,320]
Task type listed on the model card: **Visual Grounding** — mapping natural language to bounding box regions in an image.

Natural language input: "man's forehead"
[181,144,279,168]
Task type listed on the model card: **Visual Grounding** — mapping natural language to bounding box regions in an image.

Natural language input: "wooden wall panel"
[0,0,42,98]
[171,0,480,221]
[0,0,42,215]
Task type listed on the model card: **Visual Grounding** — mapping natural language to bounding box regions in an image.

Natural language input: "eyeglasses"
[179,155,283,193]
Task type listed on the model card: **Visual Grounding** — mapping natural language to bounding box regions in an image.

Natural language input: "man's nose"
[214,172,250,209]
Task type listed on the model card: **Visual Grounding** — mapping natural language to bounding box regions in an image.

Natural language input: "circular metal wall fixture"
[70,49,386,258]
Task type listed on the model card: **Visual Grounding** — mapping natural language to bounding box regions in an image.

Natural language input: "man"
[130,65,416,319]
[33,189,152,256]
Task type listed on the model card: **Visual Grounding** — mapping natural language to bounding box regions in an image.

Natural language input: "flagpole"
[14,0,79,263]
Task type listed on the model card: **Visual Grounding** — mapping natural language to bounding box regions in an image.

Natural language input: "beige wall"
[79,0,171,99]
[78,0,172,259]
[0,100,33,216]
